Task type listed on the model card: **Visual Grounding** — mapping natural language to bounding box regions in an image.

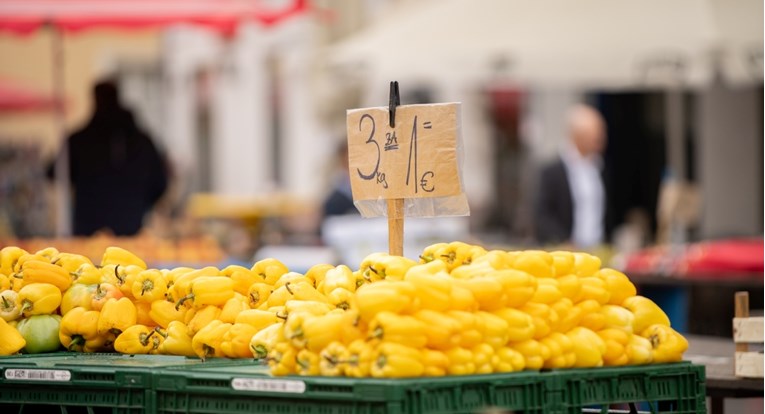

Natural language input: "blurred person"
[534,104,611,249]
[50,79,168,236]
[321,141,357,219]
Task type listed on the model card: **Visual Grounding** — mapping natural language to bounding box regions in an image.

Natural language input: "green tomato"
[16,314,62,354]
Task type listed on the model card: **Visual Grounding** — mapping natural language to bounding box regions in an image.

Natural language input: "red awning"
[0,0,308,36]
[0,78,62,112]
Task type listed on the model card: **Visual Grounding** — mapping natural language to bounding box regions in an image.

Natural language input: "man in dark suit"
[534,104,610,248]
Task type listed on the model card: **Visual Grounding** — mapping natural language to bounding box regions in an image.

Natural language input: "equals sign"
[423,121,432,129]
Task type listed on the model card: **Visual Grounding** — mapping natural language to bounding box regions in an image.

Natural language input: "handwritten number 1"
[357,114,380,181]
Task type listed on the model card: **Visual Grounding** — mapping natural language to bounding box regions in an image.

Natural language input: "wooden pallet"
[734,291,764,378]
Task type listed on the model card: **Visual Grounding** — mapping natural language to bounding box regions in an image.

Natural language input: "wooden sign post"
[346,82,464,256]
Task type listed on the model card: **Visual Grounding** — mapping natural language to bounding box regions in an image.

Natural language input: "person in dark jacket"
[54,80,168,236]
[534,104,611,248]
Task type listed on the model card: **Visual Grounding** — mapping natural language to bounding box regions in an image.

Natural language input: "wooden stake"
[735,291,749,353]
[387,198,404,256]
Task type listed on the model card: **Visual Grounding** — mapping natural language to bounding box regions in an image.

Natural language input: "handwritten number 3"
[357,114,380,181]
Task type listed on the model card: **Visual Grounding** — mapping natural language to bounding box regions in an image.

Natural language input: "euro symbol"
[420,171,435,192]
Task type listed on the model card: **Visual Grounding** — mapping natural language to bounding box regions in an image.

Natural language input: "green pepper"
[16,314,62,353]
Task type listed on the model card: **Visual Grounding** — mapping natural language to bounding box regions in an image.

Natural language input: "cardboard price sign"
[346,103,462,202]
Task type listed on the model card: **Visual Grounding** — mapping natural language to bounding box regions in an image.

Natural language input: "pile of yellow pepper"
[0,242,688,378]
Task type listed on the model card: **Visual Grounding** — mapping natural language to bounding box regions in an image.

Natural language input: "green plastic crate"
[544,362,706,414]
[0,353,214,414]
[153,362,547,414]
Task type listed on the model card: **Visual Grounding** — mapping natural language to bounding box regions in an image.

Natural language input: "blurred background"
[0,0,761,338]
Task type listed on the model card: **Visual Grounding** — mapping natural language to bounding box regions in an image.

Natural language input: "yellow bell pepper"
[220,323,259,358]
[493,269,537,308]
[235,309,279,330]
[149,299,187,328]
[115,264,144,298]
[556,274,583,301]
[444,347,476,375]
[550,250,576,276]
[131,269,167,304]
[192,319,231,360]
[344,339,374,378]
[186,305,222,337]
[510,339,547,370]
[403,261,453,312]
[320,265,356,295]
[494,346,526,373]
[59,283,98,315]
[168,266,220,303]
[326,287,357,311]
[13,253,51,274]
[302,263,332,288]
[247,282,272,309]
[420,348,449,376]
[530,277,563,304]
[600,304,636,333]
[100,246,146,269]
[296,349,321,375]
[370,342,424,378]
[99,264,122,286]
[413,309,461,350]
[268,341,298,376]
[420,241,487,271]
[567,326,605,368]
[98,297,137,337]
[597,328,631,366]
[448,284,478,312]
[19,282,61,316]
[340,310,365,344]
[355,280,418,323]
[51,252,94,274]
[115,324,162,354]
[221,265,260,295]
[90,282,124,311]
[491,308,535,343]
[274,272,312,290]
[0,246,28,276]
[0,317,25,355]
[176,276,234,309]
[283,281,329,304]
[541,332,577,369]
[641,324,688,363]
[622,296,671,334]
[218,293,249,324]
[521,302,559,339]
[17,260,71,292]
[59,307,105,353]
[551,298,581,333]
[472,249,515,270]
[577,277,611,305]
[71,263,103,285]
[251,258,289,285]
[472,343,496,374]
[300,311,350,352]
[577,299,605,331]
[359,252,418,283]
[595,268,637,305]
[319,341,347,376]
[451,275,505,311]
[0,290,21,322]
[572,252,601,277]
[475,311,510,349]
[249,322,285,359]
[0,273,10,291]
[158,321,196,357]
[368,311,427,348]
[448,310,484,348]
[161,266,194,287]
[511,250,555,278]
[626,334,654,365]
[446,261,491,279]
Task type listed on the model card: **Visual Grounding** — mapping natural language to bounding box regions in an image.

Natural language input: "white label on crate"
[4,369,72,382]
[231,378,306,393]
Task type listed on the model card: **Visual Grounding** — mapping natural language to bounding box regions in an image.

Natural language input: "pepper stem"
[175,294,194,310]
[251,344,268,359]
